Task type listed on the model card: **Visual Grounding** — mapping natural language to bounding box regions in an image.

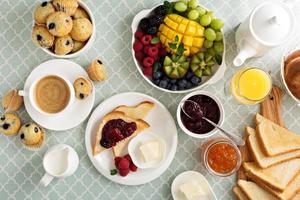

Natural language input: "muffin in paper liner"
[53,0,79,16]
[87,59,107,81]
[19,123,45,151]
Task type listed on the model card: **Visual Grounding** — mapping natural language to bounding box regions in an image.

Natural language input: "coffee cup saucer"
[22,59,95,131]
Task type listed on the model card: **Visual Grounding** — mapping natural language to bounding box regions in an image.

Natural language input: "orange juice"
[230,68,272,105]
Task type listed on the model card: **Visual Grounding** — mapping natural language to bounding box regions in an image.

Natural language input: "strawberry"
[143,57,155,68]
[117,158,130,170]
[141,35,152,46]
[119,168,130,177]
[133,40,143,52]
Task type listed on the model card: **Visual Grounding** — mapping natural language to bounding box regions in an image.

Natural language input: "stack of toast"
[233,114,300,200]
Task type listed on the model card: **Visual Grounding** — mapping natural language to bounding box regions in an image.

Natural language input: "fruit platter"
[131,0,226,93]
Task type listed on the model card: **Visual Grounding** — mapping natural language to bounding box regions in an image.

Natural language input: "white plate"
[85,92,178,185]
[23,59,95,131]
[171,171,217,200]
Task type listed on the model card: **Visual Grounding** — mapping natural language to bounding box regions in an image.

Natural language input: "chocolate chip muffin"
[34,1,55,24]
[0,113,21,136]
[71,40,85,53]
[32,25,55,48]
[53,0,78,16]
[46,11,73,37]
[54,34,74,55]
[70,18,92,42]
[19,123,45,149]
[72,7,89,19]
[73,77,93,100]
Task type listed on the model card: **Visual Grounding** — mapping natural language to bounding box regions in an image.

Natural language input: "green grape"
[206,11,214,17]
[213,41,224,53]
[174,2,187,12]
[188,0,198,9]
[210,18,224,30]
[203,40,213,48]
[187,9,199,20]
[199,15,211,26]
[204,28,216,41]
[195,6,206,16]
[215,31,223,41]
[179,0,188,3]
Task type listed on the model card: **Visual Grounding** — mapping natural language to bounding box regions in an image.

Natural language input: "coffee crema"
[34,76,70,113]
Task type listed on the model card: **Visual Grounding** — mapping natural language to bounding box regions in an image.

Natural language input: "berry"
[158,48,167,57]
[134,30,144,39]
[147,47,159,58]
[135,51,144,62]
[153,42,162,49]
[114,157,122,166]
[159,80,168,88]
[141,35,152,46]
[153,79,160,85]
[170,79,177,84]
[129,163,138,172]
[153,71,163,80]
[191,76,202,85]
[143,46,150,54]
[124,154,132,163]
[133,40,143,52]
[143,57,155,68]
[143,67,153,77]
[138,18,150,32]
[117,158,130,170]
[186,71,194,79]
[119,168,130,177]
[149,15,164,27]
[167,83,172,90]
[147,26,158,35]
[178,79,188,88]
[151,5,167,16]
[186,81,193,89]
[171,84,178,91]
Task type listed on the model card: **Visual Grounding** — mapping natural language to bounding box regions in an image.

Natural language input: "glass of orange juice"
[229,67,272,105]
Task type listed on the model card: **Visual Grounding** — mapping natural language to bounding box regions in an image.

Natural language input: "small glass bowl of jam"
[200,137,242,177]
[177,91,224,138]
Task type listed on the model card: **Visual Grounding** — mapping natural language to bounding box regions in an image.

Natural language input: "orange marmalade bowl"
[201,137,241,177]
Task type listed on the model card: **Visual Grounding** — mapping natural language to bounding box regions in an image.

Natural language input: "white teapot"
[233,1,296,66]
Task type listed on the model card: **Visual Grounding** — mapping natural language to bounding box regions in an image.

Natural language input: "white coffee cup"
[19,74,75,116]
[40,144,79,187]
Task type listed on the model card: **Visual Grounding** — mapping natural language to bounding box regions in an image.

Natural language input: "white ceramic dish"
[171,171,217,200]
[280,46,300,106]
[34,1,96,58]
[131,5,227,94]
[177,90,224,139]
[85,92,178,185]
[128,131,166,169]
[22,59,95,131]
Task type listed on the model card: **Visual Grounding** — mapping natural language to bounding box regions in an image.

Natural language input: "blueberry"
[97,60,102,64]
[186,81,193,89]
[167,83,172,90]
[186,71,194,79]
[65,40,70,45]
[178,79,188,88]
[191,76,202,85]
[153,71,163,80]
[20,133,25,140]
[41,2,47,7]
[153,79,160,85]
[25,124,30,127]
[36,34,42,41]
[34,127,39,133]
[48,23,55,30]
[178,85,185,90]
[79,93,85,99]
[171,84,178,91]
[2,123,10,130]
[0,116,5,121]
[159,80,168,88]
[170,79,177,84]
[162,76,170,83]
[80,82,84,85]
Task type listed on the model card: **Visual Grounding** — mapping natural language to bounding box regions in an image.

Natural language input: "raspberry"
[135,51,144,62]
[133,40,143,52]
[154,55,160,62]
[143,46,150,54]
[129,163,137,172]
[141,35,152,46]
[147,47,158,58]
[124,154,132,163]
[119,168,130,177]
[134,30,144,39]
[158,48,167,57]
[143,67,153,77]
[117,158,130,170]
[114,157,122,166]
[153,42,162,49]
[143,57,155,68]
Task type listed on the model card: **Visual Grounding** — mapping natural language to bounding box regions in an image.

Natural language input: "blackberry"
[151,5,167,17]
[138,18,150,32]
[149,15,164,27]
[147,26,158,35]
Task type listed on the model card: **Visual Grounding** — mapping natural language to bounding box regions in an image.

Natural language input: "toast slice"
[243,159,300,192]
[255,114,300,156]
[93,111,149,156]
[237,180,277,200]
[114,101,155,120]
[247,127,300,168]
[233,186,249,200]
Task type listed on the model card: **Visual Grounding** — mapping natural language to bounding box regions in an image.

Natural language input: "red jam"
[181,94,220,134]
[100,119,137,148]
[207,142,238,174]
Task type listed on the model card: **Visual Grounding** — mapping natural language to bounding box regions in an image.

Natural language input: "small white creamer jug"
[233,1,296,66]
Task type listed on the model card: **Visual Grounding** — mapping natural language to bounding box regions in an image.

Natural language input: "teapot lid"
[250,1,295,46]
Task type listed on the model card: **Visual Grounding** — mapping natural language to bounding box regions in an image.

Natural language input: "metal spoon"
[180,100,245,146]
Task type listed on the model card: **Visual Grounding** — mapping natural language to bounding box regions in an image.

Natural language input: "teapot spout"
[233,47,257,67]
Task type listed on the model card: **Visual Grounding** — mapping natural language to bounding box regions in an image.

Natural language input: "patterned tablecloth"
[1,0,300,199]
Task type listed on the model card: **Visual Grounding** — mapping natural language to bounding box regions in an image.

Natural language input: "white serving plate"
[131,4,227,94]
[85,92,178,185]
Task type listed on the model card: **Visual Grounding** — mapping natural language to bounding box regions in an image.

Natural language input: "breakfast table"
[1,0,300,199]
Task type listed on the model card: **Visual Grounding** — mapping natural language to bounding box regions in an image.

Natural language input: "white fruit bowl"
[131,4,227,94]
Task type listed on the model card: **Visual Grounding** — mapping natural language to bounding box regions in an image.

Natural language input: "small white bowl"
[128,131,166,169]
[176,90,224,139]
[34,1,96,58]
[280,48,300,106]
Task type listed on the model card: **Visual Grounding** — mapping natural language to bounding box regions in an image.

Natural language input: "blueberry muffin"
[2,89,23,112]
[19,123,45,149]
[70,18,92,42]
[46,11,73,37]
[72,7,89,19]
[53,0,78,16]
[54,35,74,55]
[32,25,55,48]
[73,77,93,100]
[87,59,107,81]
[34,1,55,24]
[71,40,85,53]
[0,113,21,136]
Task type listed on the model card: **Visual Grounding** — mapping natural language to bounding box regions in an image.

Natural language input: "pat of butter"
[179,181,207,200]
[139,140,161,163]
